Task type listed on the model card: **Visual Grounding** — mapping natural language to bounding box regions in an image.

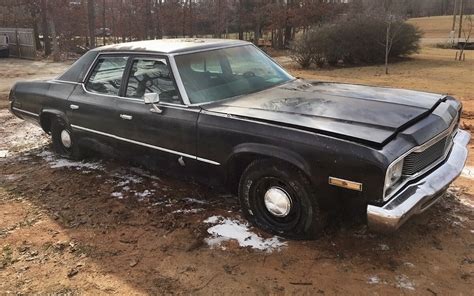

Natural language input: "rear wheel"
[51,118,82,160]
[238,159,326,239]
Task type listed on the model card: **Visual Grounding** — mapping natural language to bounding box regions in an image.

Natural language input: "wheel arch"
[224,143,312,193]
[39,109,69,134]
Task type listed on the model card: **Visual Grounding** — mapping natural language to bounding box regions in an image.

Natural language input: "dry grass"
[284,46,474,102]
[407,15,457,39]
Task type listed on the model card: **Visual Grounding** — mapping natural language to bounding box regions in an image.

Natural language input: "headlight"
[384,159,404,196]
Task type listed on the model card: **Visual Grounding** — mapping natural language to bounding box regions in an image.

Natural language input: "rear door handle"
[70,104,79,110]
[120,114,133,120]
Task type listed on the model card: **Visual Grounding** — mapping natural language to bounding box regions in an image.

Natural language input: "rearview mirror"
[144,92,160,104]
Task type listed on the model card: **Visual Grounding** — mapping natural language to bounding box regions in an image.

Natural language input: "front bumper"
[367,129,470,232]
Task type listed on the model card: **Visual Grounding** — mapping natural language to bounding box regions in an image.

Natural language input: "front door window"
[125,58,181,104]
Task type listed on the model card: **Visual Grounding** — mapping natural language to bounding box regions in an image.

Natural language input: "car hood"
[201,80,446,146]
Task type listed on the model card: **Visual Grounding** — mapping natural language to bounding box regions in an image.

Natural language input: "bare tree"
[87,0,96,48]
[379,1,406,74]
[40,0,51,55]
[457,14,472,61]
[458,0,464,39]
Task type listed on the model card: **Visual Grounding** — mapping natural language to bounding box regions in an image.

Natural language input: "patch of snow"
[111,192,124,199]
[129,167,162,181]
[117,174,143,184]
[172,208,204,214]
[204,216,221,224]
[135,190,153,199]
[395,275,415,290]
[0,150,8,157]
[38,150,102,171]
[461,166,474,180]
[367,275,380,285]
[378,244,390,251]
[204,216,286,252]
[183,197,208,205]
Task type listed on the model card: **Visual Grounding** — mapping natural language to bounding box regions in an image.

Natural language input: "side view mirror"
[144,92,162,114]
[144,92,160,104]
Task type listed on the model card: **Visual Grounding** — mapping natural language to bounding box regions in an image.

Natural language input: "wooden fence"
[0,28,36,59]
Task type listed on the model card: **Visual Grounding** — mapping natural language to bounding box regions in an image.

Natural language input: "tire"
[51,118,82,160]
[238,159,326,239]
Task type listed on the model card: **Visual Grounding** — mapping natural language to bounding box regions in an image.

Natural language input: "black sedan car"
[9,39,470,239]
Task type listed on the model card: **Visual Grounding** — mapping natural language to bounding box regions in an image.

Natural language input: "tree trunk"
[88,0,96,48]
[254,23,260,46]
[385,23,390,75]
[284,0,292,48]
[458,0,464,39]
[50,18,60,62]
[238,0,243,40]
[40,0,51,55]
[156,0,163,39]
[33,18,42,50]
[102,0,106,46]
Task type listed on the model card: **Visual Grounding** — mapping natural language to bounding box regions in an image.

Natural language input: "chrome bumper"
[367,129,470,232]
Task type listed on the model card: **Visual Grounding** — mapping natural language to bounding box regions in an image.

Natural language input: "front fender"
[227,143,312,177]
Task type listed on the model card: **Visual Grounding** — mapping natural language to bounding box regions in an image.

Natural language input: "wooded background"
[0,0,473,55]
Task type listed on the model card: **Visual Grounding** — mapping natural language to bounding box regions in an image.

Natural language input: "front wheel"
[238,159,326,239]
[51,118,82,160]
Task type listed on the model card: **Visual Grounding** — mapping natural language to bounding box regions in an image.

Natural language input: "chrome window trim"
[71,124,220,165]
[81,51,192,106]
[383,115,459,201]
[80,83,198,112]
[125,56,186,105]
[82,53,129,97]
[12,107,39,117]
[50,79,81,85]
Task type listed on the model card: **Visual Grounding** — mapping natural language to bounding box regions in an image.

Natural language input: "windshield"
[174,45,293,104]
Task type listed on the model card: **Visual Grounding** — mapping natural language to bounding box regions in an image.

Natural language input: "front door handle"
[120,114,133,120]
[70,104,79,110]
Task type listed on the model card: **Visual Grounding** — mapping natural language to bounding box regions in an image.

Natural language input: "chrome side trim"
[383,114,459,201]
[79,83,198,112]
[368,129,470,232]
[70,124,220,166]
[12,107,39,117]
[196,157,220,166]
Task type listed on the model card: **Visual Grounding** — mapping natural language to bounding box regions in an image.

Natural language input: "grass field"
[407,14,474,44]
[407,15,457,38]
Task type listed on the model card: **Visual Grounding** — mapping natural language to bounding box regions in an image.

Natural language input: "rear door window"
[85,56,128,96]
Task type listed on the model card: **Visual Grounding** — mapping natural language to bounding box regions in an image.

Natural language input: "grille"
[402,134,452,176]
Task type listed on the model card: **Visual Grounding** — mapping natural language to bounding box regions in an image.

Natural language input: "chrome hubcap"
[60,130,72,148]
[264,187,292,217]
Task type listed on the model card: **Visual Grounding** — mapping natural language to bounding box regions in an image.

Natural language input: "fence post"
[15,28,21,58]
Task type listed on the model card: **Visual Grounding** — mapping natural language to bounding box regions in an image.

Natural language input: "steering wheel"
[243,71,256,78]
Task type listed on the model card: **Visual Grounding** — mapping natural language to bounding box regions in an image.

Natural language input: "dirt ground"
[1,43,473,295]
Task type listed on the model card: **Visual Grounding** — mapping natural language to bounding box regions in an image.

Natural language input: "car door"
[115,55,200,164]
[67,54,128,138]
